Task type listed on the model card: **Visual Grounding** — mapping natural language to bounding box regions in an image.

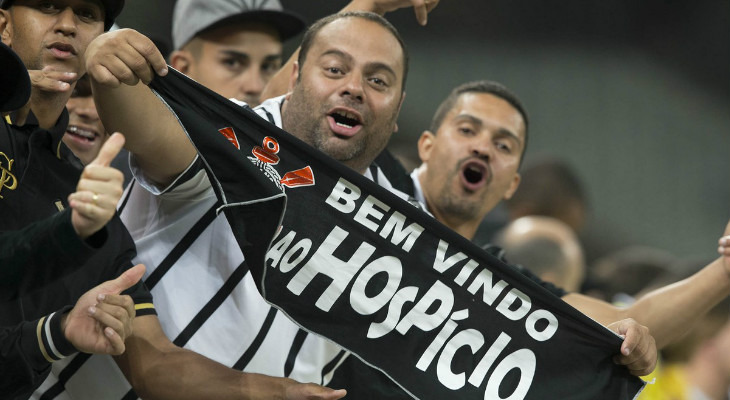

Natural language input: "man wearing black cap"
[0,8,144,398]
[169,0,306,107]
[2,2,345,400]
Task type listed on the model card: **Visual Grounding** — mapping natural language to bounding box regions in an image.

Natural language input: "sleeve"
[0,306,76,399]
[107,214,157,317]
[130,153,205,195]
[124,280,156,317]
[0,209,107,302]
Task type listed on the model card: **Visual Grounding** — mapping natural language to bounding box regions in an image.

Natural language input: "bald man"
[495,216,586,292]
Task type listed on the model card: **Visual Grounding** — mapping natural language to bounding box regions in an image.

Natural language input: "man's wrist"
[722,257,730,281]
[51,306,77,357]
[20,306,77,371]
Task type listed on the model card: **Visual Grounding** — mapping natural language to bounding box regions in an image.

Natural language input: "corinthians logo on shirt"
[219,127,315,191]
[0,151,18,199]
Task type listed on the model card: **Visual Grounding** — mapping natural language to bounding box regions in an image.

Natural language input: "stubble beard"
[433,167,487,223]
[283,84,396,173]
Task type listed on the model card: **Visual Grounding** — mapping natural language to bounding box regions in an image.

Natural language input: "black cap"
[1,0,124,31]
[0,41,30,112]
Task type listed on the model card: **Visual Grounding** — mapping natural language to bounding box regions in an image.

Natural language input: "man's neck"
[17,90,70,129]
[429,205,480,241]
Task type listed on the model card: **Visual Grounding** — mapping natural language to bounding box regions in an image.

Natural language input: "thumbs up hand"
[62,264,146,355]
[68,132,126,239]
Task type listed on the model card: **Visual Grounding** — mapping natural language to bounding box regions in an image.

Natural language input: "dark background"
[117,0,730,262]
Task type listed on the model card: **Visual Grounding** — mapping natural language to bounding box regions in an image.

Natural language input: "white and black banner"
[150,69,645,400]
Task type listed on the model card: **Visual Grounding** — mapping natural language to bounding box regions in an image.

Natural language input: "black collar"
[8,107,71,160]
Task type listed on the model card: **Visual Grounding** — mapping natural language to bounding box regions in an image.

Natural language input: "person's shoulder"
[252,96,286,126]
[0,115,12,143]
[369,164,426,212]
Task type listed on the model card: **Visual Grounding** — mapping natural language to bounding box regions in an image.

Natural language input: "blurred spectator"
[473,156,589,248]
[588,245,678,303]
[505,156,588,232]
[495,216,586,292]
[62,75,132,185]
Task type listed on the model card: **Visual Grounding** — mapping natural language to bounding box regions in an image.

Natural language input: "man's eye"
[326,67,342,74]
[262,61,281,74]
[38,2,58,12]
[369,77,387,87]
[496,142,512,153]
[222,59,242,69]
[459,127,474,135]
[77,8,101,21]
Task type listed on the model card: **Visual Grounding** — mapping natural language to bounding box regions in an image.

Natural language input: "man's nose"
[54,8,78,36]
[470,137,494,161]
[340,70,364,102]
[240,68,266,98]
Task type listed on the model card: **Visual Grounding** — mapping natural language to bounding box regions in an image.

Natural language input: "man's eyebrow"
[454,113,523,147]
[453,114,483,127]
[364,62,397,79]
[320,49,397,78]
[320,49,352,63]
[218,50,251,59]
[495,128,523,150]
[263,54,283,63]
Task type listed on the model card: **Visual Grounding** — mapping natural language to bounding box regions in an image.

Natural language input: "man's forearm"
[622,257,730,348]
[91,80,195,187]
[115,315,344,400]
[565,257,730,349]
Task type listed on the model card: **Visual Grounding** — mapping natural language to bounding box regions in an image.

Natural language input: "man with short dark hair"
[325,78,730,398]
[412,79,730,350]
[75,11,410,396]
[78,3,663,394]
[47,2,440,397]
[0,0,147,373]
[0,1,345,399]
[0,38,142,399]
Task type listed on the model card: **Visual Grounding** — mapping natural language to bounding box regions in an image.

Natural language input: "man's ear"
[392,91,406,134]
[0,9,12,46]
[169,50,192,74]
[285,61,300,100]
[503,172,522,200]
[417,130,435,163]
[288,61,299,90]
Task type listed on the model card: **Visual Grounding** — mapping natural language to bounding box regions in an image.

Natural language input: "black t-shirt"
[0,110,154,399]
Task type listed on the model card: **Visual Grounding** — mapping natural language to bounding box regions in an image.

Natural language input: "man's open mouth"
[460,160,489,191]
[327,108,364,137]
[329,110,362,129]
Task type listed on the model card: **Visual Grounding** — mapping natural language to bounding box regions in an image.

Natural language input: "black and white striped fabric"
[31,95,380,400]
